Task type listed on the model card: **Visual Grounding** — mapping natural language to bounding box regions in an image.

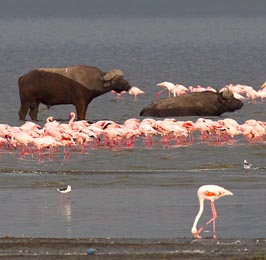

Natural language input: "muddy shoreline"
[0,237,265,259]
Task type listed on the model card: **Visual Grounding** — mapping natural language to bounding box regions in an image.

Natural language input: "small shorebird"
[57,185,72,194]
[244,160,252,172]
[57,185,72,204]
[191,184,233,239]
[56,185,71,197]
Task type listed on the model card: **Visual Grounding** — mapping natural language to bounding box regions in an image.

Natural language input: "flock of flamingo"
[0,108,265,161]
[126,82,266,102]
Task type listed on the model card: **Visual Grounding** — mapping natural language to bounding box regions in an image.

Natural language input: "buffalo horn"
[103,69,124,81]
[222,87,233,99]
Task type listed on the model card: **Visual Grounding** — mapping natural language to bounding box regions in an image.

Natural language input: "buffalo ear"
[222,87,233,99]
[100,74,110,88]
[103,81,111,88]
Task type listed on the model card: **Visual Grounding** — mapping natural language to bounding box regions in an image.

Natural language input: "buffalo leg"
[75,103,88,120]
[18,103,30,120]
[29,102,40,121]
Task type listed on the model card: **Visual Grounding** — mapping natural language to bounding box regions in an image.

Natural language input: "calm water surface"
[0,4,266,238]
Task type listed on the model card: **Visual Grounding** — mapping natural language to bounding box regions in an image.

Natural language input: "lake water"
[0,1,266,238]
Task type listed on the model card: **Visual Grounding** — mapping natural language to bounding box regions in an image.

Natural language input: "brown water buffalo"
[18,65,131,120]
[140,88,243,117]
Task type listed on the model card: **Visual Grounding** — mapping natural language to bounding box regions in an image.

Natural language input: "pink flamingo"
[0,137,7,148]
[20,121,42,138]
[123,119,141,147]
[102,126,124,149]
[124,118,140,130]
[58,112,76,131]
[20,121,41,130]
[153,120,175,147]
[217,118,242,141]
[43,116,60,129]
[191,185,233,239]
[9,132,34,158]
[205,86,217,92]
[256,88,266,102]
[194,85,207,92]
[110,90,127,98]
[94,120,118,130]
[156,81,176,98]
[194,118,214,141]
[32,136,61,161]
[175,84,188,96]
[243,86,257,102]
[241,119,265,142]
[123,128,141,148]
[60,137,76,159]
[139,119,158,147]
[70,132,91,153]
[128,86,145,101]
[181,120,196,143]
[163,119,189,144]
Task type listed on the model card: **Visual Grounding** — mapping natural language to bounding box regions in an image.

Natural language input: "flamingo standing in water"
[191,185,233,239]
[128,86,145,101]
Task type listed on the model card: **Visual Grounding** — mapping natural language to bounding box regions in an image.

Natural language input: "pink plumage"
[191,184,233,239]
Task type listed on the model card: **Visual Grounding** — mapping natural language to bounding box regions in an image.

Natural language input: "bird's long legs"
[210,200,217,238]
[197,201,218,239]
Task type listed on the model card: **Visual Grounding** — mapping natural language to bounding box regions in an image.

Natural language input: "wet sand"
[0,237,265,259]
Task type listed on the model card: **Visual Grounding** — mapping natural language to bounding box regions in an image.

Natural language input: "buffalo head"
[102,69,131,93]
[219,88,243,112]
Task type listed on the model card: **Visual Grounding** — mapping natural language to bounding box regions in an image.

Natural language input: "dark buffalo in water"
[140,89,243,117]
[18,65,131,120]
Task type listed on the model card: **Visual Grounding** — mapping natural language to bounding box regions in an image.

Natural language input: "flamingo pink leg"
[211,201,217,239]
[197,201,218,239]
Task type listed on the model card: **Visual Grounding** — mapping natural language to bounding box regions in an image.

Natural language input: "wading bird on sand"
[191,185,233,239]
[244,159,252,172]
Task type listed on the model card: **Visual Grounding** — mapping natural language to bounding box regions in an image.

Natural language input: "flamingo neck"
[69,113,75,127]
[191,197,204,233]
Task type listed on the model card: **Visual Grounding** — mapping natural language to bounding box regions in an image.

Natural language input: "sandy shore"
[0,237,265,259]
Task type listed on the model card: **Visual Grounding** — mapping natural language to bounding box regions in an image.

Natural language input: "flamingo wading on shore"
[191,185,233,239]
